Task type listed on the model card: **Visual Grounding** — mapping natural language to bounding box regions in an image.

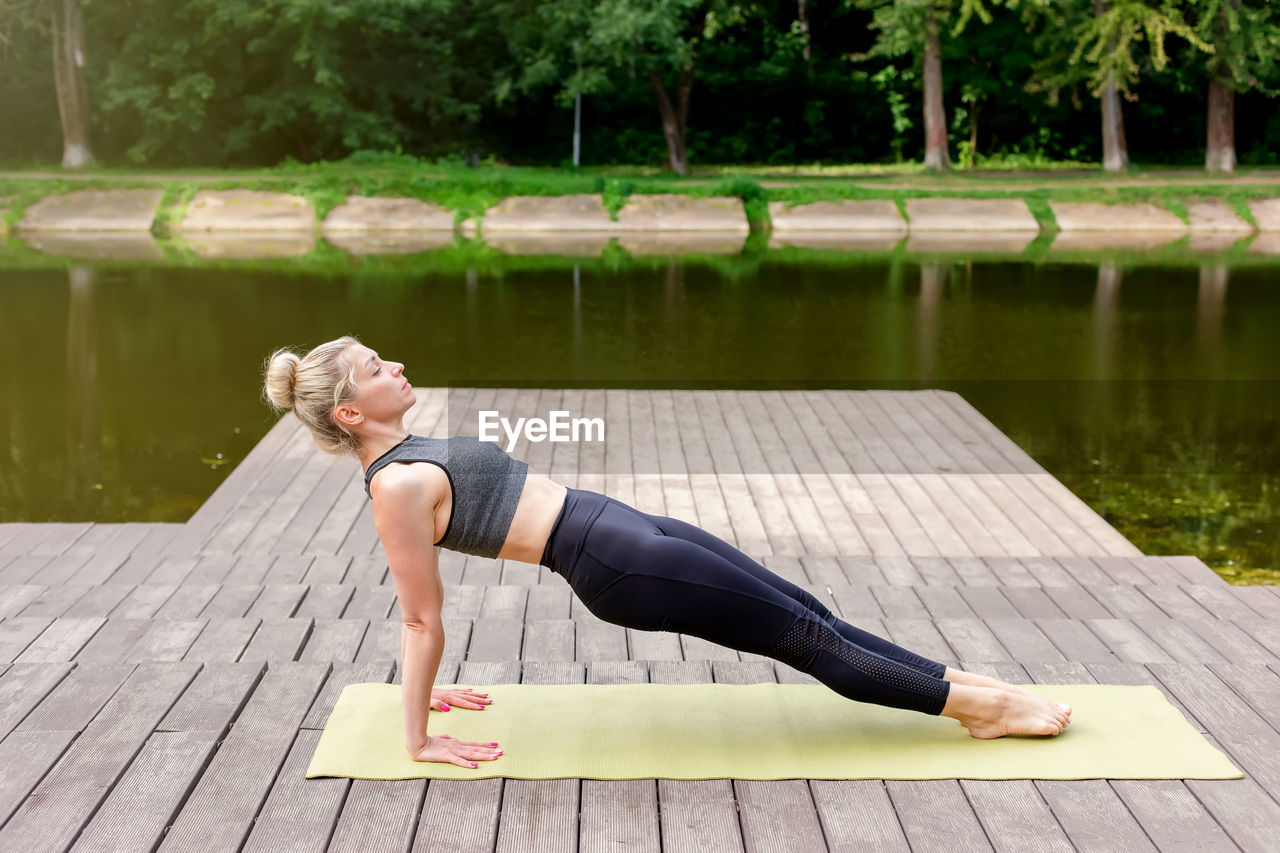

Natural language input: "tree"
[495,0,753,175]
[1,0,93,167]
[1189,0,1279,172]
[850,1,996,172]
[1009,0,1208,171]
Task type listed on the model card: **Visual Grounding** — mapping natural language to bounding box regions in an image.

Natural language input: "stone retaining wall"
[6,189,1280,258]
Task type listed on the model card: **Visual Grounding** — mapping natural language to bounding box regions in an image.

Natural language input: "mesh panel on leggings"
[768,617,945,702]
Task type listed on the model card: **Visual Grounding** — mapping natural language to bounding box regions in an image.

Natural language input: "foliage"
[2,0,1280,168]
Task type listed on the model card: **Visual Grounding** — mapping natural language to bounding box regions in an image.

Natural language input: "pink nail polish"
[490,742,499,746]
[471,762,478,767]
[442,704,450,711]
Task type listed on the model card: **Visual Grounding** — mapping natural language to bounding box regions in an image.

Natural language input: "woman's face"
[344,343,415,425]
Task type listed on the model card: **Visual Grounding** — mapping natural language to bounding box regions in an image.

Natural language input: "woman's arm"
[372,465,504,768]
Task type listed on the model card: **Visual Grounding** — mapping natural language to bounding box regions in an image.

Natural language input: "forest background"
[0,0,1277,173]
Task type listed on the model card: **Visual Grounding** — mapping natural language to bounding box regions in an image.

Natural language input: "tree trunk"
[1205,77,1235,172]
[967,100,979,168]
[921,5,951,172]
[798,0,812,73]
[649,66,694,176]
[1093,0,1128,172]
[51,0,93,168]
[1204,2,1238,174]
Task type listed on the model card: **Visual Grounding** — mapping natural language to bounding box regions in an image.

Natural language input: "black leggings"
[540,488,951,716]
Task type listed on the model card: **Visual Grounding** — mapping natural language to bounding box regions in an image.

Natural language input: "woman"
[264,336,1071,769]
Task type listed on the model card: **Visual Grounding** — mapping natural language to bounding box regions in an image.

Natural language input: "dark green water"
[3,251,1278,581]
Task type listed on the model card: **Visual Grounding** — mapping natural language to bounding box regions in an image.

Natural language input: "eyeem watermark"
[478,410,605,451]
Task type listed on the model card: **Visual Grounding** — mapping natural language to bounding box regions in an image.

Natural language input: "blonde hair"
[262,335,363,455]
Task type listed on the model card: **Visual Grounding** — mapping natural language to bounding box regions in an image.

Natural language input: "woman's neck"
[357,423,412,471]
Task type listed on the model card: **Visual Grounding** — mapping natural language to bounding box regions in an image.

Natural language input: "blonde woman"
[263,336,1070,769]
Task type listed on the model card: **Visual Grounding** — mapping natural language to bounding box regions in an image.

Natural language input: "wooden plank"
[1132,616,1228,664]
[1180,583,1264,621]
[152,584,221,619]
[916,581,972,614]
[834,556,888,586]
[183,617,260,663]
[934,618,1011,661]
[997,586,1066,619]
[714,659,828,851]
[492,661,581,853]
[111,583,179,618]
[301,555,352,584]
[1034,619,1118,663]
[576,613,628,662]
[201,584,263,617]
[126,619,208,663]
[69,730,222,853]
[241,618,313,662]
[72,618,152,663]
[32,554,92,586]
[395,660,509,853]
[61,584,134,618]
[1040,584,1111,620]
[355,620,401,664]
[0,661,202,852]
[159,662,264,733]
[299,618,366,662]
[975,557,1039,587]
[1147,662,1280,795]
[578,660,660,853]
[1086,619,1175,664]
[1158,555,1226,586]
[0,585,44,619]
[242,727,351,852]
[0,730,78,828]
[888,780,999,853]
[158,662,331,852]
[11,583,91,619]
[870,584,928,618]
[1086,661,1280,853]
[245,583,309,618]
[15,617,105,663]
[879,617,956,666]
[299,661,393,731]
[0,662,75,739]
[343,586,395,620]
[1180,617,1280,668]
[461,616,519,663]
[962,777,1073,853]
[225,554,275,585]
[984,618,1065,663]
[0,555,53,585]
[643,660,745,853]
[1024,662,1159,853]
[0,616,51,662]
[920,390,1019,474]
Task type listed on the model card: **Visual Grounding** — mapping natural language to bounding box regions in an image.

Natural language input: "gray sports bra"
[363,434,528,559]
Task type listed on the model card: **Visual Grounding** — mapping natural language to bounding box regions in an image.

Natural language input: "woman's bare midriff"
[496,473,568,564]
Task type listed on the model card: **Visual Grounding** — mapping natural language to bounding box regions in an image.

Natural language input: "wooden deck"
[2,388,1279,852]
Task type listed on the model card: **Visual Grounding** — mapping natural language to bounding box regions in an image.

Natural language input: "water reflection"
[1,247,1277,580]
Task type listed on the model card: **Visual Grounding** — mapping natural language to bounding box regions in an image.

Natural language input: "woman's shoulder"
[369,460,447,507]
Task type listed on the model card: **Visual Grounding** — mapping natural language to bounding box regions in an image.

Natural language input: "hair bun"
[264,348,302,410]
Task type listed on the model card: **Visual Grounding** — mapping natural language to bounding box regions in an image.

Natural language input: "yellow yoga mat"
[304,682,1242,781]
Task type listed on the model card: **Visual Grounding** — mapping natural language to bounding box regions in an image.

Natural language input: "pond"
[2,240,1277,582]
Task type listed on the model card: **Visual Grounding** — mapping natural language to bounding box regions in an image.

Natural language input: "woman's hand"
[430,687,493,712]
[408,734,503,768]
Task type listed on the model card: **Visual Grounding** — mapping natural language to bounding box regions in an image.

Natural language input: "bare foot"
[941,684,1070,739]
[943,667,1071,726]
